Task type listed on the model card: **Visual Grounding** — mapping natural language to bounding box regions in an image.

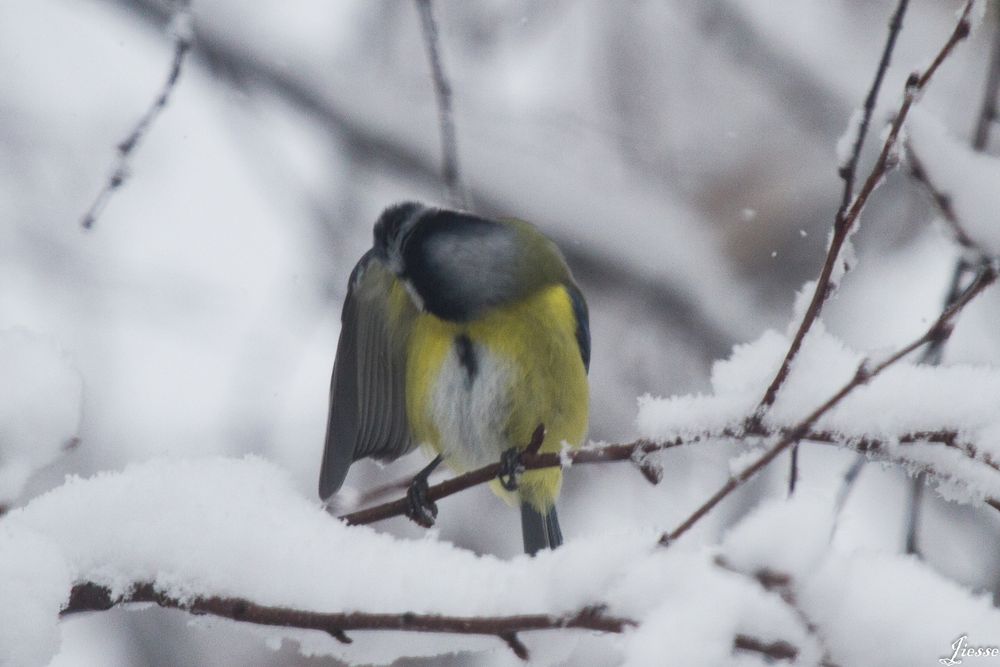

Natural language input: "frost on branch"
[3,453,1000,664]
[0,329,82,507]
[638,324,1000,506]
[1,456,821,666]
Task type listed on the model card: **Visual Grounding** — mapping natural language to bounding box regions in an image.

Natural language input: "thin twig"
[754,0,975,417]
[900,7,1000,553]
[837,0,909,216]
[414,0,467,209]
[715,558,841,667]
[905,145,977,248]
[662,264,996,546]
[80,2,193,230]
[973,6,1000,150]
[61,582,632,661]
[338,421,1000,528]
[61,581,802,662]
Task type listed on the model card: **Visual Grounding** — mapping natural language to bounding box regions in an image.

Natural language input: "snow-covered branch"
[755,0,977,417]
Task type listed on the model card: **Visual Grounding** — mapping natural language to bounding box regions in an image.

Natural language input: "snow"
[638,322,1000,506]
[719,492,1000,666]
[801,552,1000,666]
[907,108,1000,256]
[1,0,997,664]
[0,329,82,505]
[836,107,864,168]
[0,456,819,666]
[0,526,71,667]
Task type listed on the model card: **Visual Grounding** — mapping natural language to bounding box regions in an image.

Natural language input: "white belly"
[428,343,512,471]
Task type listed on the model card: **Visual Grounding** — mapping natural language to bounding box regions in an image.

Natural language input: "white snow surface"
[0,455,816,666]
[907,108,1000,256]
[0,329,82,504]
[3,455,998,665]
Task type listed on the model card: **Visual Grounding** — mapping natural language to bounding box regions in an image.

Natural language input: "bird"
[319,202,590,555]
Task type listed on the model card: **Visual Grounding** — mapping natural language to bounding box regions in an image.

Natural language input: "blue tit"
[319,202,590,555]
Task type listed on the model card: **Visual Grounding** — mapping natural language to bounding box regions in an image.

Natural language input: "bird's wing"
[565,282,591,373]
[319,253,415,500]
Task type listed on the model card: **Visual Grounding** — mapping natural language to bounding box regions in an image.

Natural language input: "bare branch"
[414,0,467,209]
[837,0,910,217]
[339,418,1000,528]
[973,7,1000,150]
[80,2,192,230]
[661,263,996,546]
[61,582,632,661]
[716,558,842,667]
[61,581,800,662]
[755,0,976,417]
[905,145,978,249]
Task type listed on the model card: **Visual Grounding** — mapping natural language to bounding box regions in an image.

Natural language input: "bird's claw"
[498,447,523,491]
[405,474,438,528]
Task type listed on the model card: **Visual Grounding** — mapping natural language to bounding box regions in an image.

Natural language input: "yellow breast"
[405,284,589,510]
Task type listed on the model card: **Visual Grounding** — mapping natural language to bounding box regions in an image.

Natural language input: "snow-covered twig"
[715,557,840,667]
[60,581,798,662]
[80,1,193,230]
[905,144,977,249]
[339,421,1000,528]
[662,263,996,546]
[414,0,467,209]
[754,0,976,420]
[897,8,1000,551]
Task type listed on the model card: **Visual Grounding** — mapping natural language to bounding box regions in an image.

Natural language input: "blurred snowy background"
[2,0,999,665]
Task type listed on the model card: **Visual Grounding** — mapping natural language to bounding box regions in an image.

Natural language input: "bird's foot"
[498,447,523,491]
[405,455,442,528]
[405,476,438,527]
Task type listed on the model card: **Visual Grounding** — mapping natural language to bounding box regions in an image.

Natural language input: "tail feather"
[520,503,563,555]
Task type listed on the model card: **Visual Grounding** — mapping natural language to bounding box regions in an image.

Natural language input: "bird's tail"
[520,502,563,555]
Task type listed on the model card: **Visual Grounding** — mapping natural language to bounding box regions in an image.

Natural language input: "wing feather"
[319,255,416,500]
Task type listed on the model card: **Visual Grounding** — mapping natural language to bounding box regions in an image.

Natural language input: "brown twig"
[61,582,632,661]
[661,263,996,546]
[414,0,467,209]
[905,144,977,248]
[749,0,975,493]
[900,8,1000,554]
[80,2,193,230]
[754,0,975,419]
[715,558,841,667]
[339,439,683,525]
[339,422,1000,527]
[973,6,1000,150]
[837,0,909,216]
[61,581,801,662]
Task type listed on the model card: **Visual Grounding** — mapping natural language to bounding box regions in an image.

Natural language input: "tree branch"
[973,5,1000,150]
[754,0,976,418]
[80,2,192,230]
[661,262,996,546]
[414,0,467,209]
[716,557,841,667]
[60,581,799,662]
[339,418,1000,529]
[837,0,909,217]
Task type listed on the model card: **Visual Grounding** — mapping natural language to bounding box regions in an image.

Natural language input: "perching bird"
[319,202,589,555]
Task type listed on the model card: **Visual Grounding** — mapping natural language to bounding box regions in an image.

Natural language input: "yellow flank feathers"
[405,284,589,512]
